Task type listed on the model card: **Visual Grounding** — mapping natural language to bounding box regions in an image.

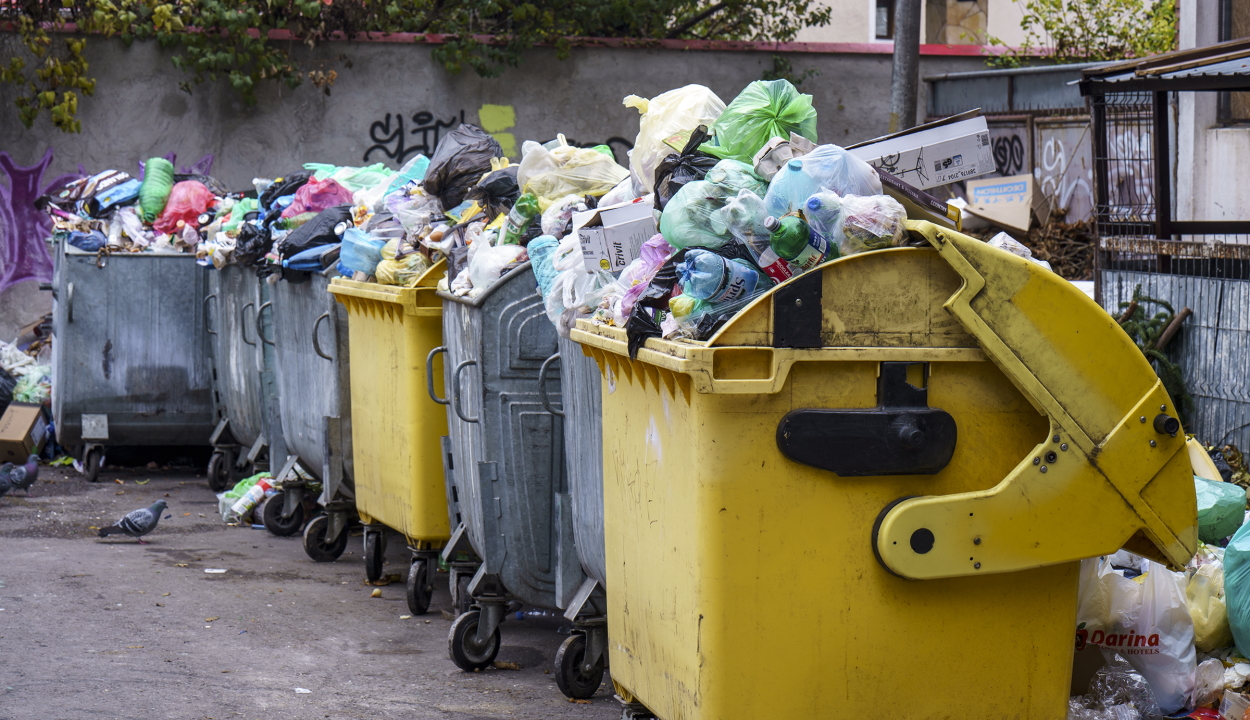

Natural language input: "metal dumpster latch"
[775,362,957,476]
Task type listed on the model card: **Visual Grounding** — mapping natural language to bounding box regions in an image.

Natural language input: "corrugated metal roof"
[1082,39,1250,92]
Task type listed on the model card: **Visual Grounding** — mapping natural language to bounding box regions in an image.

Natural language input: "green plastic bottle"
[499,193,540,245]
[763,215,833,271]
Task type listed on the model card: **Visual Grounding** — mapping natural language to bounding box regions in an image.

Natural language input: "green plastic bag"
[221,197,258,234]
[700,80,818,165]
[1196,475,1246,543]
[658,159,767,249]
[304,163,395,192]
[218,472,272,523]
[139,157,175,223]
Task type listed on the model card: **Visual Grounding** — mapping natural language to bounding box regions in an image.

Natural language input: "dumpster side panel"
[558,335,605,587]
[52,244,214,448]
[443,298,488,556]
[335,283,449,543]
[272,274,352,482]
[603,357,1073,718]
[207,264,266,448]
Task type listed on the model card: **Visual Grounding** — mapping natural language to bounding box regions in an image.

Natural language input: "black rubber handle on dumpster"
[241,302,256,346]
[204,294,218,335]
[311,312,332,360]
[772,269,823,349]
[426,346,449,405]
[453,360,480,424]
[257,302,275,346]
[538,354,564,417]
[776,362,957,476]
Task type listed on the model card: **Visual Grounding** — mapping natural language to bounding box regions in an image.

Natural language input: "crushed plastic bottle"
[677,249,762,303]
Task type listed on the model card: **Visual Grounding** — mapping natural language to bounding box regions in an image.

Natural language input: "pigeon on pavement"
[98,499,168,543]
[0,455,38,496]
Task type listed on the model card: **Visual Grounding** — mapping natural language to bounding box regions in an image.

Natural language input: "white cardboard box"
[574,199,657,273]
[848,115,995,190]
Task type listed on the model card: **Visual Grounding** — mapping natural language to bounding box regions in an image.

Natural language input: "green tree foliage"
[987,0,1177,68]
[2,0,831,132]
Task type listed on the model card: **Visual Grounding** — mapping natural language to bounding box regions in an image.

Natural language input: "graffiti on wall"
[0,149,81,295]
[987,122,1030,178]
[364,110,466,164]
[1033,119,1093,223]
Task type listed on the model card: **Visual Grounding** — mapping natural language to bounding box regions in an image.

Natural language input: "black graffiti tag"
[364,110,466,164]
[992,135,1026,176]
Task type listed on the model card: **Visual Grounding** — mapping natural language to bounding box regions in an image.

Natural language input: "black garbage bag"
[278,205,352,262]
[465,165,519,219]
[233,222,273,267]
[1211,449,1236,482]
[624,241,759,358]
[423,124,503,210]
[0,367,16,416]
[653,125,718,212]
[260,172,311,209]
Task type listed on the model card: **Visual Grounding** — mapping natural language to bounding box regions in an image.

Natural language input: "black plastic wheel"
[406,558,432,615]
[302,514,348,562]
[260,491,305,537]
[455,572,473,616]
[83,447,103,483]
[364,530,385,582]
[206,450,233,492]
[448,610,500,671]
[554,632,605,699]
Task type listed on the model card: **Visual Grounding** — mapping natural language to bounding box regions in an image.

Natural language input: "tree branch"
[665,1,730,39]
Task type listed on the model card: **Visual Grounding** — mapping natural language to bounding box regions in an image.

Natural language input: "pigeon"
[98,499,168,543]
[0,455,38,496]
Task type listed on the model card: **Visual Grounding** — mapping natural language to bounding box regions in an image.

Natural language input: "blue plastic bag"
[340,228,386,275]
[1224,522,1250,658]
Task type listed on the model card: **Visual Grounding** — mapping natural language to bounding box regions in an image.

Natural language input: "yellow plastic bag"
[516,135,629,210]
[624,85,725,194]
[1189,562,1234,652]
[375,238,432,288]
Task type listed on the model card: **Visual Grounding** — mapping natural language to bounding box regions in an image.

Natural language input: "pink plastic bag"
[152,181,217,235]
[619,234,675,317]
[281,178,354,219]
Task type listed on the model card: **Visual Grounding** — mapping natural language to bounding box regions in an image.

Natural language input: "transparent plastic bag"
[763,144,881,219]
[340,227,387,276]
[700,80,818,165]
[1068,657,1162,720]
[540,194,587,238]
[467,243,526,294]
[516,135,630,209]
[834,194,908,255]
[658,160,767,250]
[1188,562,1234,652]
[624,84,726,194]
[375,238,432,288]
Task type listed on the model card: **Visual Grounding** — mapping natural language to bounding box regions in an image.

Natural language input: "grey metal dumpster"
[51,238,215,482]
[266,271,355,563]
[433,262,578,673]
[541,334,607,698]
[204,264,284,494]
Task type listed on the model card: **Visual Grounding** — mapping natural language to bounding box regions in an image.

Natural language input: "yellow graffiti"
[478,104,518,159]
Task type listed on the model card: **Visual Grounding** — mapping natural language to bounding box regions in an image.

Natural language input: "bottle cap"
[806,196,822,210]
[788,159,803,171]
[176,220,186,229]
[334,222,348,236]
[764,216,779,231]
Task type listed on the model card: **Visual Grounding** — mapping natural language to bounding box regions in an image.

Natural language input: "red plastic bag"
[281,177,354,218]
[153,181,217,234]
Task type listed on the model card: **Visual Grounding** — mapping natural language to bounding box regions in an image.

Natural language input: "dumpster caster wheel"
[407,559,432,615]
[260,492,304,537]
[455,573,473,616]
[364,530,386,583]
[206,450,233,493]
[83,447,103,483]
[302,514,348,562]
[555,633,604,699]
[448,610,500,671]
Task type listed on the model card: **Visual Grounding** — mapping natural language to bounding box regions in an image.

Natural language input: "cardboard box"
[0,402,47,461]
[964,174,1049,232]
[574,199,657,273]
[848,112,996,190]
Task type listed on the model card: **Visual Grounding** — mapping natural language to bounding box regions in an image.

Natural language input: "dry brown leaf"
[493,661,522,671]
[204,617,219,623]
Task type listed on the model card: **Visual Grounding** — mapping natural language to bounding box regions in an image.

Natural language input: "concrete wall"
[0,37,988,189]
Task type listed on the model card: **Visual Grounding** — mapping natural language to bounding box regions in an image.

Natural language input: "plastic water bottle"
[498,193,540,245]
[764,159,820,219]
[805,191,843,239]
[763,215,834,271]
[678,249,762,303]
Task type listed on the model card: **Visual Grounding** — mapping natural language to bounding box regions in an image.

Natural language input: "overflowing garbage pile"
[1065,443,1250,720]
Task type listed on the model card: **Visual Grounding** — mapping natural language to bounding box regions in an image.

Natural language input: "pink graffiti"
[0,148,82,294]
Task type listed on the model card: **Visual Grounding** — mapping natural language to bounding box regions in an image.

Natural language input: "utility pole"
[888,0,922,133]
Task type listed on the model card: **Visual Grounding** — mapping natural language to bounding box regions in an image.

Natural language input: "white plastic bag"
[624,85,726,194]
[1076,557,1197,713]
[467,243,526,296]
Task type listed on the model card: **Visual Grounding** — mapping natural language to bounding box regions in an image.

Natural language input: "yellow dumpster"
[328,260,449,615]
[570,221,1197,719]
